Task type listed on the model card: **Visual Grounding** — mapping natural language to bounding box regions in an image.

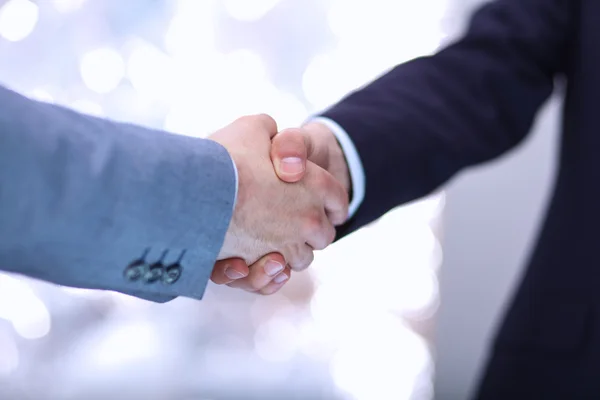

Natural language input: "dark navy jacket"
[323,0,599,397]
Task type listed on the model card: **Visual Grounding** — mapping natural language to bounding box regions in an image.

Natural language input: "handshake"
[207,114,351,295]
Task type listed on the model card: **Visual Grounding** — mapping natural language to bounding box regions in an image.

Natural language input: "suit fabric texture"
[0,86,237,303]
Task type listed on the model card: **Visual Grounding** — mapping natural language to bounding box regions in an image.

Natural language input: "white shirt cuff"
[309,117,365,219]
[230,156,238,210]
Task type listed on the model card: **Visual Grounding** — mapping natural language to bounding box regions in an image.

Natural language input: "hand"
[271,122,350,192]
[209,115,349,270]
[210,121,351,295]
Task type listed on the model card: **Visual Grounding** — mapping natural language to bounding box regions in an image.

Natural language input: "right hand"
[209,115,349,271]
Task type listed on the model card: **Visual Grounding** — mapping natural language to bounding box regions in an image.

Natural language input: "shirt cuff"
[230,155,238,209]
[309,117,365,219]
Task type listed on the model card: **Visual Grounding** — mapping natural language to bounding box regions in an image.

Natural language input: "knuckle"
[311,225,334,250]
[273,134,304,159]
[283,135,304,151]
[286,255,301,271]
[303,212,324,237]
[330,181,347,205]
[249,277,264,291]
[280,247,294,264]
[291,246,314,271]
[341,188,350,209]
[311,170,329,192]
[235,115,253,125]
[310,215,336,249]
[300,251,315,270]
[279,127,303,140]
[331,207,348,227]
[261,283,283,296]
[260,287,277,296]
[324,223,336,246]
[257,113,277,130]
[235,114,276,131]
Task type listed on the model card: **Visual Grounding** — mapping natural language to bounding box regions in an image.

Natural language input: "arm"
[0,88,348,300]
[0,86,236,301]
[319,0,576,237]
[231,0,575,284]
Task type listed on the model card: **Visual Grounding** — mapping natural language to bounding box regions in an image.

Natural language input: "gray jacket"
[0,86,236,302]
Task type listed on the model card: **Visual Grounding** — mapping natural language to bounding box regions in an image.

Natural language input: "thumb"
[271,128,314,183]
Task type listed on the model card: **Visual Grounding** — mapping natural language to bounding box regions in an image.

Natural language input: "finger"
[211,258,250,285]
[227,253,287,291]
[284,244,315,272]
[271,128,313,183]
[305,209,336,251]
[308,163,349,226]
[259,267,291,295]
[256,113,278,137]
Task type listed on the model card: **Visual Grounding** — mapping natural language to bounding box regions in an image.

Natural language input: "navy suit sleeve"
[321,0,576,237]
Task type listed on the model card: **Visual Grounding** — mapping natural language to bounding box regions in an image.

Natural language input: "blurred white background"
[0,0,565,399]
[0,0,449,399]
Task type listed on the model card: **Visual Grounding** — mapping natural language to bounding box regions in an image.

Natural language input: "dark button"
[162,264,182,285]
[124,259,147,281]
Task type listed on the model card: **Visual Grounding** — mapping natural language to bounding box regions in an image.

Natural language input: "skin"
[210,120,350,295]
[207,116,349,294]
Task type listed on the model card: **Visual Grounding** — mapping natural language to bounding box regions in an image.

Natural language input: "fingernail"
[280,157,304,175]
[273,272,289,284]
[264,260,284,276]
[225,267,246,280]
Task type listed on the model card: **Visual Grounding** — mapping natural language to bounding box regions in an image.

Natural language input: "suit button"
[163,264,182,285]
[124,260,146,281]
[143,262,164,283]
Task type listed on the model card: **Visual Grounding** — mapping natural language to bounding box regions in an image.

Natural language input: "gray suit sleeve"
[0,86,236,302]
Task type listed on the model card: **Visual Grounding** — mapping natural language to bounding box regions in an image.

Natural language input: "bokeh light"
[0,275,51,340]
[82,320,162,369]
[80,48,125,94]
[28,88,54,103]
[0,0,39,42]
[127,41,176,102]
[165,0,216,63]
[0,0,451,398]
[0,329,19,375]
[52,0,86,13]
[70,99,103,117]
[254,317,300,363]
[330,313,432,400]
[223,0,281,22]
